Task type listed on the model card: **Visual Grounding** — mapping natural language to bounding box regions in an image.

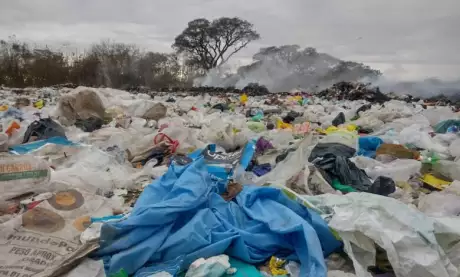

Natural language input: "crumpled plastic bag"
[203,119,250,152]
[304,193,460,277]
[371,114,430,136]
[449,138,460,158]
[185,255,231,277]
[432,160,460,184]
[422,107,457,126]
[351,156,421,182]
[51,146,140,194]
[399,124,448,154]
[55,87,105,125]
[418,181,460,217]
[254,134,315,186]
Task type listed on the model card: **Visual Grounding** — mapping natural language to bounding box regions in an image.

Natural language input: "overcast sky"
[0,0,459,80]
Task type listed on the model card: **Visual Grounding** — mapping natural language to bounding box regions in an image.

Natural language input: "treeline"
[0,39,198,89]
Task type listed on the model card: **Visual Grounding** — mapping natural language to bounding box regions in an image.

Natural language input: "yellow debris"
[420,173,452,190]
[269,257,288,276]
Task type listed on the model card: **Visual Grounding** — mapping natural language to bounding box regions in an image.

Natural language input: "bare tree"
[173,17,260,71]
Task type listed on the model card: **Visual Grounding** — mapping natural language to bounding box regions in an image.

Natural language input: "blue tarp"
[94,156,341,277]
[9,136,77,154]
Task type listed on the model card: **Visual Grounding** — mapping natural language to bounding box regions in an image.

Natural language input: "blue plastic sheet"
[357,136,383,158]
[94,157,341,277]
[9,136,76,154]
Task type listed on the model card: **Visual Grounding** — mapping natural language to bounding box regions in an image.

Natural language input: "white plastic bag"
[399,124,448,154]
[254,134,314,186]
[51,146,139,194]
[449,138,460,158]
[305,193,459,277]
[352,156,421,182]
[418,181,460,217]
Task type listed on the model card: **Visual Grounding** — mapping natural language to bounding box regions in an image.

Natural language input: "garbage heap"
[1,84,460,277]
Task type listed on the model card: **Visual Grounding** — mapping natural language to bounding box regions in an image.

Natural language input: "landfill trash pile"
[316,82,390,103]
[1,83,460,277]
[127,84,272,96]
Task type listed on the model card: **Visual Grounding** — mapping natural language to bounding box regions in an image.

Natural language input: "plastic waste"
[434,119,460,134]
[22,118,66,143]
[142,103,167,121]
[268,257,288,276]
[432,160,460,181]
[448,139,460,158]
[357,136,383,158]
[94,155,341,276]
[240,93,248,105]
[305,193,460,277]
[309,143,394,195]
[399,124,449,154]
[420,173,452,190]
[320,129,359,150]
[376,143,420,160]
[51,146,140,194]
[418,181,460,216]
[185,255,232,277]
[247,122,266,133]
[422,107,457,126]
[56,87,105,125]
[0,153,51,201]
[332,112,345,127]
[254,135,314,186]
[75,117,104,132]
[352,156,421,182]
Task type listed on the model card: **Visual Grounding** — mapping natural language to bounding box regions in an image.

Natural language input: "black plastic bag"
[309,142,396,195]
[75,117,103,132]
[23,118,66,143]
[332,112,345,126]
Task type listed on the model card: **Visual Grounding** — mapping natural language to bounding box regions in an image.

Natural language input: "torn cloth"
[94,157,341,277]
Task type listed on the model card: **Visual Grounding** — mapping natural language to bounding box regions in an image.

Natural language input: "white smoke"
[197,45,460,99]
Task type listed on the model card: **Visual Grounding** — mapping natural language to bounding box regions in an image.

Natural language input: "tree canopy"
[173,17,260,71]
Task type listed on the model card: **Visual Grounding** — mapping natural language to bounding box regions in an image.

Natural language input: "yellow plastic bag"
[33,99,44,109]
[0,105,8,112]
[276,119,292,129]
[240,94,248,105]
[346,124,358,131]
[420,174,452,190]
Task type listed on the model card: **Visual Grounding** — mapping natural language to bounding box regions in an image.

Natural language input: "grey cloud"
[0,0,459,80]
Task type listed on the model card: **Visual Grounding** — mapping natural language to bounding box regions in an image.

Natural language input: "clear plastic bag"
[351,156,421,182]
[51,146,139,195]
